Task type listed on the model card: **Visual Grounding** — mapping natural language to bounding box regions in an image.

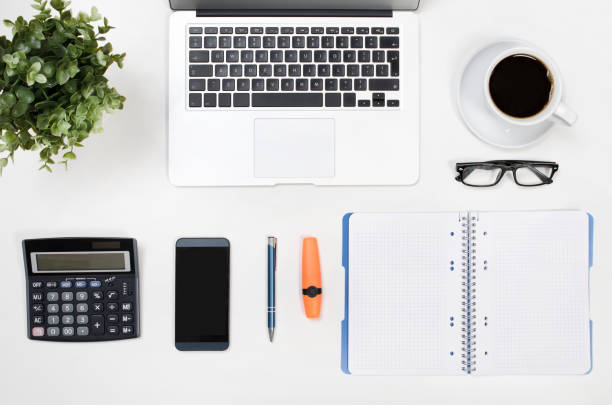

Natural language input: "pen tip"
[268,328,274,342]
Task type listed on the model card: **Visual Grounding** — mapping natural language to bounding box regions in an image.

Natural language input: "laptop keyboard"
[187,25,401,109]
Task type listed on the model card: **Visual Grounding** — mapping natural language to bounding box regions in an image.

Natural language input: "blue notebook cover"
[340,212,594,375]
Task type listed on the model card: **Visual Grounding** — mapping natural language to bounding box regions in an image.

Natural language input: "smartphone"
[175,238,230,351]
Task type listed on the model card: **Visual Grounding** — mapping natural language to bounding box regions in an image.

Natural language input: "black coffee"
[489,54,553,118]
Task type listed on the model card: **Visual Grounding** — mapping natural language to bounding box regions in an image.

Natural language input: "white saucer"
[457,40,554,149]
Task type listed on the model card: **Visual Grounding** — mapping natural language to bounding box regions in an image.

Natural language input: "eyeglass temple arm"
[526,165,554,183]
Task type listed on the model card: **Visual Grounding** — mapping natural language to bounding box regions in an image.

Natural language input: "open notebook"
[341,211,593,375]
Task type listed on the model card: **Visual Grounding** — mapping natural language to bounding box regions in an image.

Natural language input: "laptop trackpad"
[254,119,335,178]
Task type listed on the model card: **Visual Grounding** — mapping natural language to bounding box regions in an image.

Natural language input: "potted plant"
[0,0,125,175]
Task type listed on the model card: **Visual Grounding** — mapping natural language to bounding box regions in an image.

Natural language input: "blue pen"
[267,236,277,342]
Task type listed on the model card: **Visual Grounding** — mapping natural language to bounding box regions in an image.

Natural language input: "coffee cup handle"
[553,102,578,126]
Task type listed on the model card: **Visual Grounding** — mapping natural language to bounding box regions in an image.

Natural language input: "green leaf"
[0,93,17,109]
[56,66,70,85]
[63,151,76,159]
[95,50,108,66]
[11,101,29,117]
[16,87,35,104]
[34,73,47,83]
[90,7,101,22]
[0,157,7,176]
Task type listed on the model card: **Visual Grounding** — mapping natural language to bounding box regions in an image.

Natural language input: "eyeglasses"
[455,160,559,187]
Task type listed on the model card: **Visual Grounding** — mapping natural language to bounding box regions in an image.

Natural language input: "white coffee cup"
[484,46,577,127]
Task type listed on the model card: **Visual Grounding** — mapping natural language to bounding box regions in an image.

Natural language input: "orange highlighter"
[302,237,322,318]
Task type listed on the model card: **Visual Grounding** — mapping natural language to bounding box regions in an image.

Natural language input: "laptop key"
[189,50,209,63]
[340,78,352,91]
[380,37,399,49]
[343,92,356,107]
[350,37,363,49]
[365,36,377,48]
[332,65,345,77]
[322,36,334,48]
[369,79,399,91]
[311,27,324,34]
[233,36,246,48]
[281,27,294,34]
[244,64,257,77]
[373,51,385,62]
[266,79,279,91]
[204,36,217,48]
[233,93,250,107]
[248,36,261,48]
[296,27,309,34]
[355,79,367,91]
[299,50,312,62]
[347,64,360,77]
[263,36,276,48]
[372,27,384,34]
[318,64,330,77]
[189,79,206,91]
[288,64,301,77]
[220,27,233,34]
[325,79,338,91]
[341,27,355,34]
[325,93,341,107]
[235,27,248,34]
[296,79,308,91]
[240,50,253,62]
[361,65,374,77]
[250,27,264,34]
[307,36,319,48]
[386,27,400,34]
[326,27,339,34]
[292,36,305,48]
[285,50,297,62]
[310,79,323,90]
[387,99,400,107]
[252,93,323,107]
[256,50,268,62]
[270,50,283,62]
[189,37,202,48]
[358,99,370,107]
[252,79,265,91]
[189,65,213,77]
[229,65,242,77]
[376,65,389,77]
[189,27,203,34]
[222,79,235,91]
[219,36,232,48]
[274,65,287,77]
[265,27,279,34]
[356,27,369,34]
[237,79,250,91]
[372,92,385,107]
[281,79,294,91]
[189,93,202,107]
[204,27,218,34]
[207,79,220,91]
[278,36,291,48]
[219,93,231,107]
[329,51,341,63]
[388,51,400,76]
[259,64,272,76]
[303,64,316,77]
[225,51,240,63]
[343,50,356,62]
[358,50,370,62]
[211,51,224,63]
[215,64,228,77]
[204,93,216,107]
[336,36,349,48]
[314,51,327,63]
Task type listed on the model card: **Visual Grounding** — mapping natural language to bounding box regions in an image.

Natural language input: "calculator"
[23,238,140,342]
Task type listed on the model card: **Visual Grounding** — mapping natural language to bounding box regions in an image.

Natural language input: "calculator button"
[106,291,118,300]
[62,327,75,336]
[77,326,89,336]
[46,281,57,288]
[32,316,44,325]
[62,315,74,325]
[92,303,103,312]
[76,291,88,301]
[92,291,103,300]
[47,315,60,325]
[62,303,74,313]
[31,281,43,289]
[32,304,44,313]
[89,280,102,288]
[107,303,119,312]
[31,292,43,301]
[121,314,134,323]
[107,325,119,335]
[61,292,73,301]
[121,326,134,335]
[107,314,119,323]
[76,303,88,313]
[60,281,72,288]
[47,304,59,313]
[121,302,133,312]
[47,327,60,337]
[32,327,45,337]
[76,315,88,325]
[47,292,59,302]
[75,281,87,288]
[91,315,104,335]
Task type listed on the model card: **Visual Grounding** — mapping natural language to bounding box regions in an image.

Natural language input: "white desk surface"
[1,0,611,404]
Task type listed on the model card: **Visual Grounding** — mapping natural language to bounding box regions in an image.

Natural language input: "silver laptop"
[168,0,420,186]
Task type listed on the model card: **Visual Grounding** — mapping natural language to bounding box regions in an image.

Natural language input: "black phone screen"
[175,239,229,350]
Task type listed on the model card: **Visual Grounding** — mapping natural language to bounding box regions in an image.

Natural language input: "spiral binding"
[460,214,477,374]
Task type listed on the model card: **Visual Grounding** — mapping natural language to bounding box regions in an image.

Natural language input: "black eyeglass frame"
[455,160,559,187]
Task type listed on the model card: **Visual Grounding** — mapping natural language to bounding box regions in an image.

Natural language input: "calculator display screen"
[32,251,131,273]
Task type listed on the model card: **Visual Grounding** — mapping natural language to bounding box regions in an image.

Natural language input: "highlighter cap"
[302,237,322,318]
